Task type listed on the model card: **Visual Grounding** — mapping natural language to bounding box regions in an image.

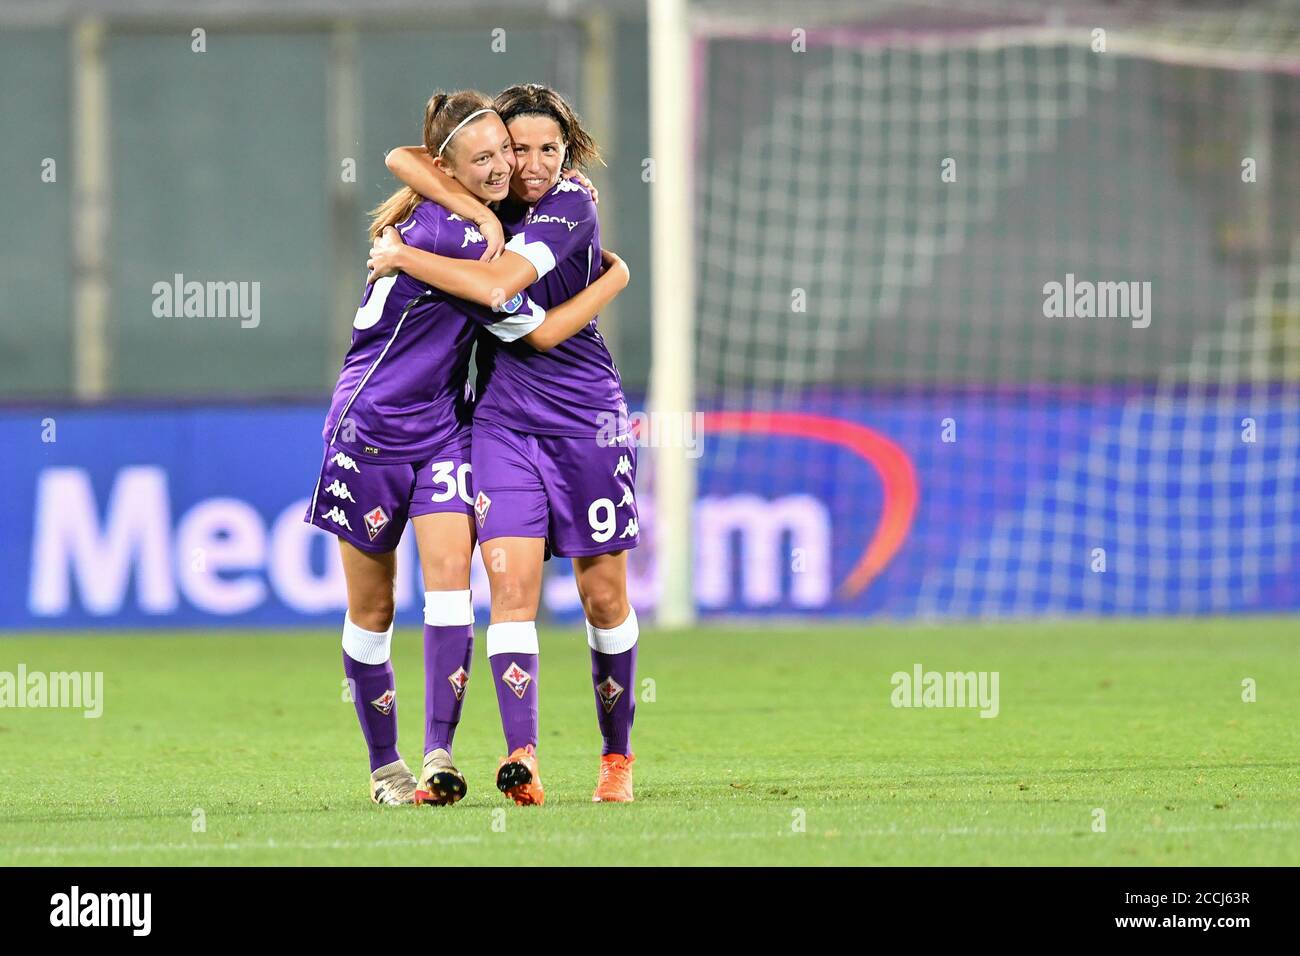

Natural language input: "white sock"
[586,606,638,655]
[486,621,539,656]
[424,589,474,627]
[342,615,394,665]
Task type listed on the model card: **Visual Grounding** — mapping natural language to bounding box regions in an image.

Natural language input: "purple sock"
[587,608,639,756]
[490,652,538,754]
[591,643,637,755]
[424,623,474,756]
[342,650,399,772]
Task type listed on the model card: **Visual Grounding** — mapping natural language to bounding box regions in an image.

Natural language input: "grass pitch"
[1,618,1297,866]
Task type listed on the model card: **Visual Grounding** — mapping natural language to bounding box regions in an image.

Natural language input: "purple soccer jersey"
[308,200,545,552]
[321,201,545,464]
[473,179,630,438]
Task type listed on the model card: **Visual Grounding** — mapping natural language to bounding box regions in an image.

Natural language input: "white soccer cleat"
[369,758,419,806]
[414,748,467,806]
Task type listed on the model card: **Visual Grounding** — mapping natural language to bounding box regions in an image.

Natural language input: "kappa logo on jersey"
[501,661,532,700]
[618,488,634,508]
[613,455,632,478]
[473,491,492,528]
[527,212,579,232]
[447,666,470,702]
[325,479,355,502]
[331,451,360,473]
[363,506,390,541]
[554,177,587,195]
[620,518,639,539]
[595,675,625,714]
[461,225,484,248]
[447,213,465,221]
[321,506,352,530]
[370,688,396,716]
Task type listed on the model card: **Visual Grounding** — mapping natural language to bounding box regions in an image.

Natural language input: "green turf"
[1,618,1297,866]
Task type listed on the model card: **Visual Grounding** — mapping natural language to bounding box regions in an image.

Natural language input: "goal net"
[672,0,1300,618]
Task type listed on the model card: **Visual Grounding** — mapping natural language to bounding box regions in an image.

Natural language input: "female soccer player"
[370,84,641,805]
[309,88,631,807]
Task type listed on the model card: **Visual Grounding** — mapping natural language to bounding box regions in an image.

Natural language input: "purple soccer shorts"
[305,432,474,554]
[471,418,639,558]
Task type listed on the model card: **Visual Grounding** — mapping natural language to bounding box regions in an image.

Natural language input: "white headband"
[438,108,497,155]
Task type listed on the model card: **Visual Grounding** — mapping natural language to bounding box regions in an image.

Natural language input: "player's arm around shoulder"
[368,222,537,306]
[385,146,504,261]
[523,248,629,352]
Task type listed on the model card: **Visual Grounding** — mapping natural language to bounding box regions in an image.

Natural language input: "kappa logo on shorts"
[370,688,396,716]
[331,451,361,473]
[501,661,532,700]
[324,479,355,502]
[620,518,640,539]
[618,488,634,508]
[447,666,470,702]
[473,491,492,528]
[320,506,352,530]
[363,506,390,541]
[613,455,632,478]
[596,676,625,714]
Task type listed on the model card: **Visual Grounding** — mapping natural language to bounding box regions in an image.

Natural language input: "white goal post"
[647,0,698,628]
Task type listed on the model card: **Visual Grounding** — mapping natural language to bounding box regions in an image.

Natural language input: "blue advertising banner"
[2,388,1297,629]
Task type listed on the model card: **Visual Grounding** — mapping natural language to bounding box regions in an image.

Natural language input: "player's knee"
[491,576,538,617]
[581,589,629,630]
[425,550,471,590]
[350,595,395,633]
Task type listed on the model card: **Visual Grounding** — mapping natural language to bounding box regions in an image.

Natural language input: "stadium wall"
[2,390,1296,630]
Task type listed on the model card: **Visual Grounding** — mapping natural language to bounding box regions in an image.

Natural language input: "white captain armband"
[487,299,546,342]
[504,232,557,281]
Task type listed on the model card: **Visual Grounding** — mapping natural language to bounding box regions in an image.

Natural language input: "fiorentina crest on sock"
[370,688,396,715]
[501,661,532,699]
[447,666,469,702]
[596,675,624,714]
[363,505,390,541]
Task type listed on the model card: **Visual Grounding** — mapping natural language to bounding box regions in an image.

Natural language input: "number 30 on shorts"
[430,460,473,506]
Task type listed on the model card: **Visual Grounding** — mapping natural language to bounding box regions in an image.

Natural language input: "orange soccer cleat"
[592,752,635,803]
[496,744,545,806]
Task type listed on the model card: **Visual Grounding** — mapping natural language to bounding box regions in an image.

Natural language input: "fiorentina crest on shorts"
[473,491,492,528]
[596,676,625,714]
[363,505,390,541]
[501,661,532,699]
[447,666,470,702]
[370,688,396,716]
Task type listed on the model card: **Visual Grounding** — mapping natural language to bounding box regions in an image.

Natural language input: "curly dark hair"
[493,83,603,170]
